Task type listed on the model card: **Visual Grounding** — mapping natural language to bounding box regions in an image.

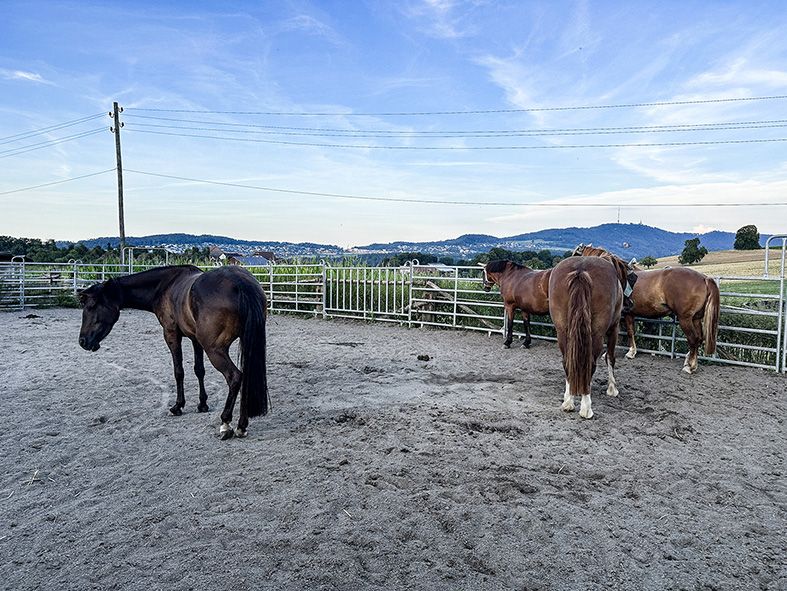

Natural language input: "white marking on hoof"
[234,427,247,438]
[579,394,593,419]
[606,383,619,397]
[219,422,234,440]
[682,364,693,374]
[625,347,637,359]
[561,380,575,411]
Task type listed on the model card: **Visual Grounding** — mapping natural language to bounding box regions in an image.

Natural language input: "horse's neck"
[114,268,186,311]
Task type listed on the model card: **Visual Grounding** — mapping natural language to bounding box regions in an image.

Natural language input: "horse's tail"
[565,270,594,395]
[238,282,269,418]
[702,277,720,355]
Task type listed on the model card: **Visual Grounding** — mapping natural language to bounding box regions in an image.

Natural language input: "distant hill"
[68,224,766,260]
[355,223,762,259]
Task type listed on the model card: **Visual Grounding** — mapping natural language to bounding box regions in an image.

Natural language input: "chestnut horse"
[78,265,269,439]
[574,245,720,373]
[482,260,551,348]
[549,256,624,419]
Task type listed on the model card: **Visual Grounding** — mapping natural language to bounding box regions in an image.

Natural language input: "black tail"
[238,283,269,417]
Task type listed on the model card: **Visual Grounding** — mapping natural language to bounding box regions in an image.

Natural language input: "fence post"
[670,317,677,359]
[452,267,459,327]
[407,261,414,328]
[321,261,328,319]
[269,264,275,312]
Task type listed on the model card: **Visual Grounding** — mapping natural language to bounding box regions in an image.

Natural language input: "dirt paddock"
[0,308,784,590]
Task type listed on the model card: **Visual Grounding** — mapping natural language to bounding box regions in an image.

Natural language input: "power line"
[0,169,116,196]
[124,168,787,208]
[0,128,106,159]
[124,120,787,139]
[123,113,787,135]
[0,113,106,145]
[123,94,787,116]
[124,128,787,150]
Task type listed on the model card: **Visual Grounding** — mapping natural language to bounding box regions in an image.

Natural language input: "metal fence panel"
[1,255,786,372]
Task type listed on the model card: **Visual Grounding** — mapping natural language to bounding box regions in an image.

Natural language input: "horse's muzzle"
[79,337,100,352]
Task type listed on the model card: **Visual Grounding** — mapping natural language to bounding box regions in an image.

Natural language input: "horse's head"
[77,281,121,352]
[482,260,509,291]
[571,243,587,256]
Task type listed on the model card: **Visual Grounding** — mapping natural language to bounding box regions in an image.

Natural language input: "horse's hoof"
[234,427,247,438]
[523,342,531,349]
[606,386,619,397]
[579,409,594,419]
[625,351,636,360]
[561,401,575,412]
[682,365,693,375]
[170,406,183,416]
[219,429,234,440]
[197,404,209,413]
[502,344,511,349]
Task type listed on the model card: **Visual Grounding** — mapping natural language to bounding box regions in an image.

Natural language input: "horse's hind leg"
[164,329,186,416]
[205,347,242,439]
[191,339,209,412]
[678,316,701,374]
[605,324,619,397]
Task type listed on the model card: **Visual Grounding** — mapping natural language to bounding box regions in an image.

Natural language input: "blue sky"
[1,0,787,247]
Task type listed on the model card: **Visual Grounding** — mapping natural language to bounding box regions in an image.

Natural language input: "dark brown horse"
[574,245,720,373]
[482,260,551,348]
[78,265,268,439]
[549,256,624,419]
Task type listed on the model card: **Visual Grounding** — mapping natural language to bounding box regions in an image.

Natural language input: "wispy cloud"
[486,178,787,235]
[687,57,787,89]
[0,68,53,85]
[279,14,346,47]
[403,0,481,39]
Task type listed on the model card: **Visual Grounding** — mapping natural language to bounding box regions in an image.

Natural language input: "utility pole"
[110,102,126,260]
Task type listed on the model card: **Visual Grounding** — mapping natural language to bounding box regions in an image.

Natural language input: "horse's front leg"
[503,305,514,348]
[522,311,532,349]
[624,313,637,359]
[191,339,209,412]
[164,329,186,416]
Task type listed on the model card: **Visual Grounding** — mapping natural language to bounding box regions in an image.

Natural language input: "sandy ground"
[0,308,785,591]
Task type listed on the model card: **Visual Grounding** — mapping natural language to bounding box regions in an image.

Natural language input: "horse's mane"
[486,259,513,273]
[486,259,536,273]
[573,244,631,286]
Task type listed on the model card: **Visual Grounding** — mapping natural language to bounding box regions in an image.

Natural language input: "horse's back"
[632,267,709,317]
[193,266,265,298]
[549,257,621,327]
[189,267,266,335]
[502,267,551,314]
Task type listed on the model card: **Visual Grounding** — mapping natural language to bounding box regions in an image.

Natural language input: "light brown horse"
[78,265,269,439]
[574,245,720,373]
[548,256,624,419]
[621,268,720,373]
[482,260,551,348]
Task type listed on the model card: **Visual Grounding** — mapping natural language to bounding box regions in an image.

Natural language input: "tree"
[678,238,708,265]
[639,256,658,269]
[734,225,761,250]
